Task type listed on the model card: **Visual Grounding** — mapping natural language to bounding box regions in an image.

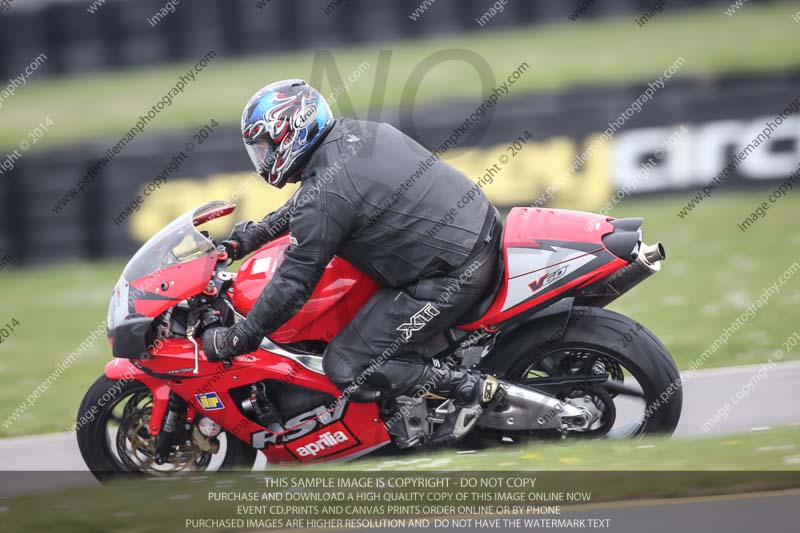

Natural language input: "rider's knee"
[322,348,357,390]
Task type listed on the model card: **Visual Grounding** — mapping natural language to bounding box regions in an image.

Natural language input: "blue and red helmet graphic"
[241,79,333,188]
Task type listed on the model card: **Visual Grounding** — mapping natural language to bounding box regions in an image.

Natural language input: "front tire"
[77,375,257,483]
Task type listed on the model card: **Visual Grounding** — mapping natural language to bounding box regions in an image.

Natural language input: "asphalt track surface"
[0,361,798,497]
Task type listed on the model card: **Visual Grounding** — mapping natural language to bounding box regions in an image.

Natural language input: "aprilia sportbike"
[77,201,681,479]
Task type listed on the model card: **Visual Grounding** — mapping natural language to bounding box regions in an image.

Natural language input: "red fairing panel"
[167,347,389,465]
[129,254,217,318]
[104,342,391,463]
[232,236,381,343]
[504,207,613,247]
[458,208,627,330]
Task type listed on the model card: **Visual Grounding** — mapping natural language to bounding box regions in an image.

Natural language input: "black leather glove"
[226,220,263,260]
[201,327,231,362]
[201,325,261,362]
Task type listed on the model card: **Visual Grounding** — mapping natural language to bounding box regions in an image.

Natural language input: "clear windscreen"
[108,202,235,331]
[121,202,229,282]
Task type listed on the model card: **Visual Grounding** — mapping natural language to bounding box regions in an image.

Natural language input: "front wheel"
[502,307,682,438]
[77,375,257,483]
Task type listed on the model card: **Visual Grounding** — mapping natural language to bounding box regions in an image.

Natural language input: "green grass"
[0,262,124,437]
[2,1,800,151]
[1,427,799,533]
[0,191,798,437]
[607,191,800,371]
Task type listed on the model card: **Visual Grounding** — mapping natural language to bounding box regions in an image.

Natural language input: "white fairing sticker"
[502,247,596,312]
[251,257,274,275]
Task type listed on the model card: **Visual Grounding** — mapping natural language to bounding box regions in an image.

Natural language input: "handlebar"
[219,240,239,259]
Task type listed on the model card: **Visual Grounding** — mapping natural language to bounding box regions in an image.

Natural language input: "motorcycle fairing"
[457,207,628,329]
[108,202,235,351]
[128,256,217,317]
[104,340,391,464]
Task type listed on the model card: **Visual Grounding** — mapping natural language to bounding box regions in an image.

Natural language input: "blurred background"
[0,0,799,479]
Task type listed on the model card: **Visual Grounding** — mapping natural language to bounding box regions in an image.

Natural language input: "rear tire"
[77,375,257,483]
[504,307,682,436]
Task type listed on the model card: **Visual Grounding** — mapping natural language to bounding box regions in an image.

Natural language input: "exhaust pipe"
[641,242,666,264]
[576,241,666,307]
[478,382,586,431]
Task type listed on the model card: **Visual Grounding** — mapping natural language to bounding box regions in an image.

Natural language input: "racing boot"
[416,363,504,447]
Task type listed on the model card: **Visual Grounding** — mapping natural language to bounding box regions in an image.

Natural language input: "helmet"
[241,79,334,188]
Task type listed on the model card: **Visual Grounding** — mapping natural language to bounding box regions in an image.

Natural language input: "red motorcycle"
[77,201,681,479]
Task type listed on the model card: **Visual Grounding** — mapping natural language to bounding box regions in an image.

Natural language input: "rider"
[202,79,502,446]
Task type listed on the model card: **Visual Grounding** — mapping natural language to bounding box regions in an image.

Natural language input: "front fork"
[153,392,190,464]
[103,358,206,462]
[103,359,174,439]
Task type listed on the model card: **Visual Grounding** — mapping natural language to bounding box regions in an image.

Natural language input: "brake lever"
[187,332,200,375]
[186,309,201,375]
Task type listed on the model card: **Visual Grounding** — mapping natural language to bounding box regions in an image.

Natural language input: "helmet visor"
[244,139,277,180]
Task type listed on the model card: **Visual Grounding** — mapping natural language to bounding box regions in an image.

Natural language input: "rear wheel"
[77,375,257,483]
[503,307,682,438]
